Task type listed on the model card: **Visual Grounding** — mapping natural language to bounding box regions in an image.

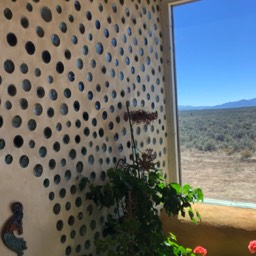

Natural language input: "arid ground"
[181,149,256,203]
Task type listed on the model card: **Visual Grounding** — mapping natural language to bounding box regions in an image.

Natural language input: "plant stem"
[126,102,140,178]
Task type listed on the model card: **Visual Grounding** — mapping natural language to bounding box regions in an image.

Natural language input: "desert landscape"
[178,107,256,204]
[181,149,256,203]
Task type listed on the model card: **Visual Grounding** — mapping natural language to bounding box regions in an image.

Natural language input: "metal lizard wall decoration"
[2,202,27,256]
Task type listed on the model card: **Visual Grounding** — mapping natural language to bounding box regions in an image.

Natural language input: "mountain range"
[178,98,256,111]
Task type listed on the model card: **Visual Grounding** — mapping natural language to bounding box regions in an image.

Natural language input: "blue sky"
[173,0,256,106]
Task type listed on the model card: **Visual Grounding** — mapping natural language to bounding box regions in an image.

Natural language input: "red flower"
[193,246,207,256]
[248,240,256,254]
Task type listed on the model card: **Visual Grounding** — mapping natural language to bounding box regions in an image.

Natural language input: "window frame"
[162,0,256,209]
[160,1,198,183]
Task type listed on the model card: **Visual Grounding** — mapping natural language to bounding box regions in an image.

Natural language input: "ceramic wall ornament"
[2,202,27,256]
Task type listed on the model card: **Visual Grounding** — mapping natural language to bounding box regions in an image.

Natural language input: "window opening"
[173,0,256,204]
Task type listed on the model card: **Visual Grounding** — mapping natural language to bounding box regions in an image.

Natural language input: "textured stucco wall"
[0,0,169,255]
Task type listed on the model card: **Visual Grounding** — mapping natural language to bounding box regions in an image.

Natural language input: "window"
[172,0,256,204]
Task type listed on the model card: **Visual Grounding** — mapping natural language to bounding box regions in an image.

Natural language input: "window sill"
[204,198,256,210]
[161,202,256,255]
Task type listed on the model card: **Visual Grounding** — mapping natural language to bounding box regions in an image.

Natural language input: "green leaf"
[168,232,177,241]
[195,188,204,201]
[188,208,196,223]
[196,211,202,221]
[182,184,192,194]
[170,183,181,193]
[79,176,89,191]
[121,219,140,232]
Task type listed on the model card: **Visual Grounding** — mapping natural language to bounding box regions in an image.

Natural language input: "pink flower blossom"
[248,240,256,254]
[193,246,207,256]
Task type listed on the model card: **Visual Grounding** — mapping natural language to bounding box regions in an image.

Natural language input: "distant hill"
[178,98,256,111]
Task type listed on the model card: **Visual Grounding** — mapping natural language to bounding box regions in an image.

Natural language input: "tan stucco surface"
[161,203,256,256]
[0,0,168,255]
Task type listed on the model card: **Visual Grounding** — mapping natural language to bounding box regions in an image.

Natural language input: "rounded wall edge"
[161,203,256,256]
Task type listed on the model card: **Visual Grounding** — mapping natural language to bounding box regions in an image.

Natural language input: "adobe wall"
[161,203,256,256]
[0,0,168,255]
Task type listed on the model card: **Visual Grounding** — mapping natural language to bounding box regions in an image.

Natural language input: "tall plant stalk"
[125,102,139,173]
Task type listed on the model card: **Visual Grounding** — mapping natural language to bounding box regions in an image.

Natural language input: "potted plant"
[79,102,204,256]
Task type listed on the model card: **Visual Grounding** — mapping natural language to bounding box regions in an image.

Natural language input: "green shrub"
[240,149,253,159]
[203,140,216,152]
[178,107,256,153]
